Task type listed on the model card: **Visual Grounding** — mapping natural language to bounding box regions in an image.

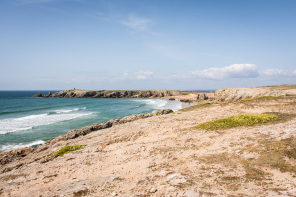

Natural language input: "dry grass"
[252,137,296,174]
[263,84,296,90]
[0,174,28,181]
[197,152,239,168]
[238,96,277,103]
[179,102,214,112]
[194,136,296,189]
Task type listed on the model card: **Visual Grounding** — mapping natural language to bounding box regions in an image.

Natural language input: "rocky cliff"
[34,90,190,98]
[212,85,296,102]
[189,85,296,102]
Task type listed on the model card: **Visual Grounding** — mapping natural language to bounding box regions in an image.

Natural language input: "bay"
[0,91,183,152]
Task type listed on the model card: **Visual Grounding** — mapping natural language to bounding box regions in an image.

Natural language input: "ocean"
[0,91,183,152]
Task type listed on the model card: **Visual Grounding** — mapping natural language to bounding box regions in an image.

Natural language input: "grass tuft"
[180,102,214,112]
[238,96,277,103]
[54,145,86,157]
[0,174,28,181]
[195,114,278,130]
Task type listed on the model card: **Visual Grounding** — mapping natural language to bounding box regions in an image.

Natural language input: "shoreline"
[1,85,296,196]
[2,84,296,153]
[0,97,185,153]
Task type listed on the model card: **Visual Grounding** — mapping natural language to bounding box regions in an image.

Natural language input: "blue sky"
[0,0,295,90]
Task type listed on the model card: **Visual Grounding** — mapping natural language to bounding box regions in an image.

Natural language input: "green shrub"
[195,114,278,130]
[55,145,86,157]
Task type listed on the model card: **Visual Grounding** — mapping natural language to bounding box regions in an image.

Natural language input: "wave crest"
[0,140,45,152]
[0,107,91,135]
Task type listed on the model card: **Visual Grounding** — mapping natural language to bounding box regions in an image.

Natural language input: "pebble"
[150,187,157,193]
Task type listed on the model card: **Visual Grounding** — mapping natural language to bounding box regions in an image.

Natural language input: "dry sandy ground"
[1,95,296,197]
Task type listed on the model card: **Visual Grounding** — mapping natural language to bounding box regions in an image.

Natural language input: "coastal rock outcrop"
[213,86,296,102]
[45,92,52,97]
[64,109,173,140]
[33,92,43,97]
[40,90,189,99]
[0,147,33,165]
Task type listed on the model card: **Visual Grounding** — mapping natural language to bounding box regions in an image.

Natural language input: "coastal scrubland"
[1,85,296,196]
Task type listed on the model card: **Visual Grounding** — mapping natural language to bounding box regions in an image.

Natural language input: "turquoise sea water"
[0,91,183,152]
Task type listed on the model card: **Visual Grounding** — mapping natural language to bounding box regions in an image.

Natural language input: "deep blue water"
[0,91,182,152]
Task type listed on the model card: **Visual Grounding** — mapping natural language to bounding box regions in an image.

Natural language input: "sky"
[0,0,295,90]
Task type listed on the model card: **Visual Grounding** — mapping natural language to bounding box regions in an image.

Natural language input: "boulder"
[151,109,173,116]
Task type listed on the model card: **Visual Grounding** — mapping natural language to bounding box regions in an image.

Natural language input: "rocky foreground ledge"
[1,85,296,196]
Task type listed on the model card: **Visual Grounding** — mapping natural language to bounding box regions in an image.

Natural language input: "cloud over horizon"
[167,64,296,82]
[191,64,259,80]
[260,69,296,78]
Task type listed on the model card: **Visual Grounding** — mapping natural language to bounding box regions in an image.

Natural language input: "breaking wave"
[0,140,45,152]
[0,107,91,135]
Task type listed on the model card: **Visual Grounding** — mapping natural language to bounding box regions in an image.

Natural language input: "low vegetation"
[180,102,214,112]
[264,84,296,90]
[53,145,86,157]
[254,137,296,174]
[195,114,278,130]
[195,137,296,189]
[238,96,277,103]
[0,174,28,181]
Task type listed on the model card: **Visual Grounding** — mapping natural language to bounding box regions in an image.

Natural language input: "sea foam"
[132,98,182,111]
[0,140,45,152]
[0,107,91,135]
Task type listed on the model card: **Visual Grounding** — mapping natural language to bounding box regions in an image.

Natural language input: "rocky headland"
[34,85,296,103]
[2,85,296,196]
[34,90,191,99]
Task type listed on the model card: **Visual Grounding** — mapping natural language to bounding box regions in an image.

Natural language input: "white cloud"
[191,64,259,80]
[137,75,148,80]
[136,71,154,75]
[260,69,296,78]
[120,71,154,80]
[135,71,154,80]
[119,15,151,31]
